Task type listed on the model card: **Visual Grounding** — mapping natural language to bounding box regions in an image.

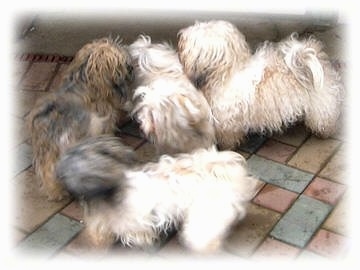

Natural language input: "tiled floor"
[11,56,349,261]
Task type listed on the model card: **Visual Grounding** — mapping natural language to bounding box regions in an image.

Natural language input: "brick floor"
[12,52,349,261]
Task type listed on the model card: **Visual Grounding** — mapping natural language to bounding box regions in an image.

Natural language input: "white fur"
[87,147,258,253]
[178,20,344,149]
[129,35,216,154]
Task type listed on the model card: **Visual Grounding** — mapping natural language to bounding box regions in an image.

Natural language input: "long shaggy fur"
[56,135,258,253]
[27,37,134,200]
[128,35,216,154]
[178,20,344,149]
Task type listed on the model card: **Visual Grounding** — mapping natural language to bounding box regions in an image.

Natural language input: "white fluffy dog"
[128,35,216,154]
[178,20,344,149]
[56,135,258,253]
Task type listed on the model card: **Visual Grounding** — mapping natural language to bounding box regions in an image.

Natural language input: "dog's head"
[177,20,251,91]
[65,37,134,101]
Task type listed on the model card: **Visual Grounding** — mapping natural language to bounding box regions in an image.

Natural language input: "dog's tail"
[55,135,137,200]
[128,35,182,76]
[280,33,325,92]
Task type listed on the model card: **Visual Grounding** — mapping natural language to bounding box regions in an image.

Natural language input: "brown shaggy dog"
[27,37,134,200]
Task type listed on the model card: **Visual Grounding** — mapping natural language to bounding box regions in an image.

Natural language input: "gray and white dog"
[56,135,258,253]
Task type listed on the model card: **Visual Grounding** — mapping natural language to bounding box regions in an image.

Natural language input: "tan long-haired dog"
[128,35,216,155]
[56,135,258,253]
[178,20,344,149]
[27,37,134,200]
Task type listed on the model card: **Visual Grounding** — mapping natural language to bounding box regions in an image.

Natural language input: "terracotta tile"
[272,124,309,147]
[252,237,300,259]
[288,136,341,173]
[13,168,71,233]
[61,201,84,222]
[319,146,347,184]
[297,250,327,259]
[224,203,281,257]
[48,63,69,91]
[20,62,57,91]
[303,177,346,205]
[307,229,349,258]
[323,195,349,235]
[256,139,297,163]
[253,184,298,213]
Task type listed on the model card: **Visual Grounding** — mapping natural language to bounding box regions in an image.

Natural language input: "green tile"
[247,155,313,193]
[17,214,83,257]
[270,195,333,248]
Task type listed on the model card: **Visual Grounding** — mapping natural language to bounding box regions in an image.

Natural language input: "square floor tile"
[13,142,33,176]
[256,139,297,163]
[306,229,349,258]
[288,136,341,173]
[303,177,346,205]
[17,214,83,257]
[61,201,84,222]
[13,168,71,233]
[252,237,300,259]
[322,195,349,235]
[225,203,281,257]
[319,146,347,184]
[13,61,30,84]
[11,116,29,147]
[247,155,314,193]
[14,90,47,118]
[20,62,57,91]
[270,195,333,248]
[252,184,298,213]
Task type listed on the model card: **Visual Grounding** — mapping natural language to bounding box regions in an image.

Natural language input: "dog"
[178,20,344,149]
[27,37,134,200]
[128,35,216,155]
[56,135,258,253]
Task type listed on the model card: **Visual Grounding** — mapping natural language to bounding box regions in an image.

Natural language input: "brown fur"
[27,37,134,200]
